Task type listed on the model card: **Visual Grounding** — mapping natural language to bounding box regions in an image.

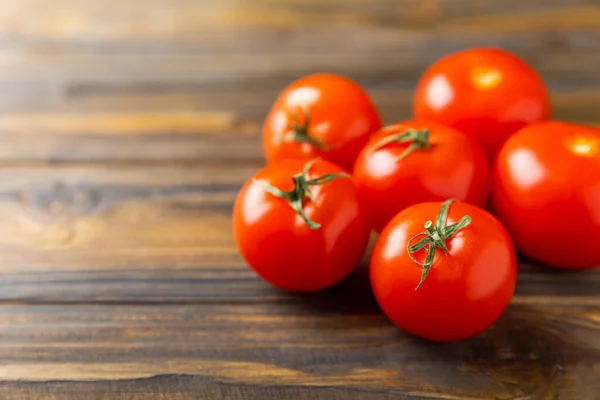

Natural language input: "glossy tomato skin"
[370,201,517,342]
[233,158,371,292]
[262,73,382,172]
[413,47,550,159]
[353,120,489,232]
[492,121,600,270]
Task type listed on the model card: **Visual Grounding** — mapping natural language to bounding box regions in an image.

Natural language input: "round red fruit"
[233,158,372,292]
[413,47,550,159]
[353,120,489,232]
[263,73,382,172]
[492,121,600,270]
[370,200,517,342]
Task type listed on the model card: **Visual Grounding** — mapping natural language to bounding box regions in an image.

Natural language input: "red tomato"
[262,73,382,172]
[233,158,371,292]
[353,120,489,232]
[492,121,600,270]
[413,47,550,159]
[370,200,517,342]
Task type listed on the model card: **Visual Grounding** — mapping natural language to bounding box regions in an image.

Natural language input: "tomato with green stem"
[370,200,517,342]
[413,47,550,159]
[233,158,371,292]
[262,73,382,172]
[492,121,600,270]
[353,120,489,232]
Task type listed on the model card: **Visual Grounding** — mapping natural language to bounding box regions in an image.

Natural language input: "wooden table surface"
[0,1,599,399]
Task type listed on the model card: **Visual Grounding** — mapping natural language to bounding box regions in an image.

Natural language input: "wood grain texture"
[0,303,598,399]
[0,1,596,162]
[0,0,598,398]
[0,91,598,163]
[0,163,595,304]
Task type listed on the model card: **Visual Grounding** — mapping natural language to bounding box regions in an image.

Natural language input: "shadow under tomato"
[515,253,600,298]
[385,303,597,398]
[254,247,598,398]
[270,231,381,315]
[276,261,381,316]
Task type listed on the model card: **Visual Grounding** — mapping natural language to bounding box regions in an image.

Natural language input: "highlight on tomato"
[492,121,600,270]
[262,73,382,172]
[370,199,517,342]
[233,158,372,292]
[353,120,489,232]
[413,47,550,159]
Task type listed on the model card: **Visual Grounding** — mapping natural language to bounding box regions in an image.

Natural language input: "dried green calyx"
[281,107,328,150]
[254,158,348,230]
[406,199,472,290]
[373,128,430,160]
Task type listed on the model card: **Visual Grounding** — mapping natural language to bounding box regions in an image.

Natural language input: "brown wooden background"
[0,0,599,399]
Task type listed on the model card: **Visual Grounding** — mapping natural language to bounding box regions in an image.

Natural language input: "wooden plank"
[0,90,597,163]
[0,302,597,399]
[0,163,596,303]
[0,1,595,162]
[0,110,264,163]
[0,0,598,47]
[0,0,596,104]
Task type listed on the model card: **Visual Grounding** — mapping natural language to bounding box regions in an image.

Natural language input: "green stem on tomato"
[281,107,328,150]
[373,128,430,160]
[254,158,349,230]
[406,199,472,290]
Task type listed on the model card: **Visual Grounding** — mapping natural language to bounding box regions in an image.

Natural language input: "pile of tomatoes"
[233,47,600,342]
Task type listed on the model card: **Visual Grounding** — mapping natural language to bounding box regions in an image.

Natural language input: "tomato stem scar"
[406,199,472,290]
[282,107,328,150]
[373,128,430,160]
[255,158,349,230]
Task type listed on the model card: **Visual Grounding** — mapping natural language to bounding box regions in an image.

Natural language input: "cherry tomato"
[492,121,600,270]
[353,120,489,232]
[233,158,371,292]
[370,200,517,342]
[262,73,382,172]
[413,47,550,159]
